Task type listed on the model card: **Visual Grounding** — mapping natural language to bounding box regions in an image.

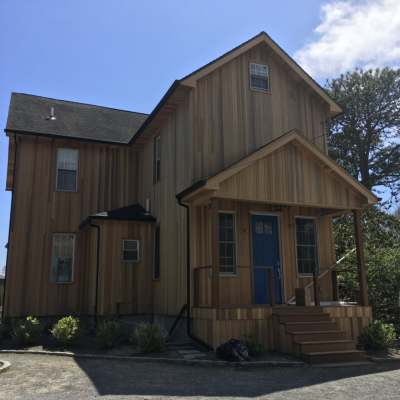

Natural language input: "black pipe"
[2,132,18,321]
[90,222,101,328]
[176,196,212,350]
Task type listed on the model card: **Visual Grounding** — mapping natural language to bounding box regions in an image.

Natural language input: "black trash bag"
[216,338,250,361]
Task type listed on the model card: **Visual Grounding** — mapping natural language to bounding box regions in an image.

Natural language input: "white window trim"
[153,225,160,280]
[249,62,270,93]
[218,211,238,276]
[51,233,76,284]
[294,216,320,278]
[55,148,79,192]
[122,239,140,263]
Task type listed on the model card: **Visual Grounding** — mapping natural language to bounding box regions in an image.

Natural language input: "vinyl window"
[153,136,161,183]
[249,63,270,92]
[51,234,75,283]
[295,218,319,275]
[218,213,237,274]
[122,240,140,262]
[56,148,78,192]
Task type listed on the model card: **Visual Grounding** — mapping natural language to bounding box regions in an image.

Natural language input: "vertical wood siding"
[4,135,140,317]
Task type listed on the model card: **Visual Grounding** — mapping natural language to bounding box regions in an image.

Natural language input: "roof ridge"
[11,92,149,116]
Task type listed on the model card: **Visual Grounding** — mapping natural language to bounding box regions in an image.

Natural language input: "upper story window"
[51,233,75,283]
[219,212,237,275]
[56,148,78,192]
[295,218,319,275]
[153,136,161,183]
[122,239,140,262]
[249,63,270,92]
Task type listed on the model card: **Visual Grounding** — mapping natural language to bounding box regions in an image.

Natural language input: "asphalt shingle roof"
[6,93,148,144]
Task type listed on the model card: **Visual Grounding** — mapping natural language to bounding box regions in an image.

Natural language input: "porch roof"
[177,130,379,209]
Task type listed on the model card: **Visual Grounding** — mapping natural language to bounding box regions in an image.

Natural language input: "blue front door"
[251,214,283,304]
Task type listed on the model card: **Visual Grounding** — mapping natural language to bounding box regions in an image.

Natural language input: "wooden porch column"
[353,209,369,306]
[211,198,220,308]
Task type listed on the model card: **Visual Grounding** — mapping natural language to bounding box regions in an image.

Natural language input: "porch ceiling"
[178,130,378,210]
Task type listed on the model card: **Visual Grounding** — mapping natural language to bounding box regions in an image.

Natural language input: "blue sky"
[0,0,399,272]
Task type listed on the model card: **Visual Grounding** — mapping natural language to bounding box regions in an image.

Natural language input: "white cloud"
[294,0,400,78]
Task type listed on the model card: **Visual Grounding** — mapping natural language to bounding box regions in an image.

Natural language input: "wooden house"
[3,32,378,363]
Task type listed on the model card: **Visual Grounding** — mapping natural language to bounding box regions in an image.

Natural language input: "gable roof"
[177,129,379,206]
[131,31,342,144]
[6,93,148,144]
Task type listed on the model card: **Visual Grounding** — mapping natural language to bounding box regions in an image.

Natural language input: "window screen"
[122,240,140,262]
[56,148,78,192]
[218,213,236,274]
[249,63,270,91]
[296,218,319,275]
[51,234,75,283]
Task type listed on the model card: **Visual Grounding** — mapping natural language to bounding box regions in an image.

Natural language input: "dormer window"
[249,63,270,92]
[56,148,78,192]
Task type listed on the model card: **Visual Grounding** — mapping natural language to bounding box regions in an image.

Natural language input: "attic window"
[249,63,270,92]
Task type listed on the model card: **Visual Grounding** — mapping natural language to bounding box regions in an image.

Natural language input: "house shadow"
[73,357,400,398]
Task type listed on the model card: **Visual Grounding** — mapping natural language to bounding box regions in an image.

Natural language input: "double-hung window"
[56,148,78,192]
[122,240,140,262]
[249,63,270,92]
[51,233,75,283]
[218,213,237,274]
[295,218,319,275]
[153,136,161,183]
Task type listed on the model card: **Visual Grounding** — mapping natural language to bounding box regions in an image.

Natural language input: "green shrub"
[12,316,42,346]
[130,323,165,353]
[96,320,121,349]
[0,320,10,343]
[242,335,266,357]
[359,320,397,350]
[51,316,80,346]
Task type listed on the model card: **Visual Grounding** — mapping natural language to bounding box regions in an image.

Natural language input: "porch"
[176,131,378,359]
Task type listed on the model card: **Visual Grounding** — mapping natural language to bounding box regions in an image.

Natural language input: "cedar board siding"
[94,220,154,315]
[216,143,366,209]
[4,135,140,317]
[192,200,336,308]
[138,43,332,316]
[192,306,372,350]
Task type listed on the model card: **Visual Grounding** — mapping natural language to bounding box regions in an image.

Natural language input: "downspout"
[90,222,101,328]
[2,132,18,320]
[176,196,212,349]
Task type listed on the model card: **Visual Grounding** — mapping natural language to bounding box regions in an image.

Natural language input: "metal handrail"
[288,248,356,304]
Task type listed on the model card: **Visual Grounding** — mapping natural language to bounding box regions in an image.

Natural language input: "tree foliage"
[327,68,400,202]
[327,68,400,332]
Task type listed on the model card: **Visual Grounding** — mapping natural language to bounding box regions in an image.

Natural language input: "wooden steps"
[273,306,366,364]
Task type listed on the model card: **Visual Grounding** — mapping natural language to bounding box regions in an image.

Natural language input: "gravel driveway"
[1,354,400,399]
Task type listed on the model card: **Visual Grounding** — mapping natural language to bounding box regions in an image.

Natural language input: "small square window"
[249,63,270,92]
[122,240,140,262]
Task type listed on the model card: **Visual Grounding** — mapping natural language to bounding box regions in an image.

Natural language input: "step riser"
[303,352,366,364]
[291,331,345,341]
[284,322,338,332]
[298,342,356,353]
[278,314,332,323]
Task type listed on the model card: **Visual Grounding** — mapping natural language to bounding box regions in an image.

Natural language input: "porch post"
[211,198,220,308]
[353,209,369,306]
